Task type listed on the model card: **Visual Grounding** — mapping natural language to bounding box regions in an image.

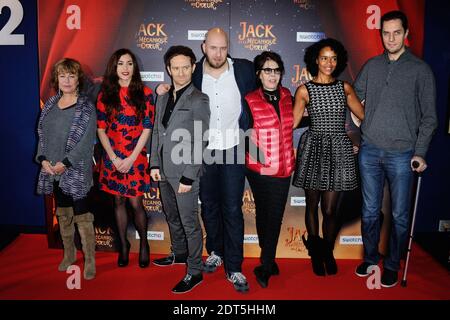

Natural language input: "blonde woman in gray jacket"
[36,58,97,280]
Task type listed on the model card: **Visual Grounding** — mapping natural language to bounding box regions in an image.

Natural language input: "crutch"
[401,161,422,287]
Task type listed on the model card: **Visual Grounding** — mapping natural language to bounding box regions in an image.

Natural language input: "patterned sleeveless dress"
[292,80,358,191]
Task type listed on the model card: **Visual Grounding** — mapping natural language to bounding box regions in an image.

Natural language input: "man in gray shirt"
[353,10,438,288]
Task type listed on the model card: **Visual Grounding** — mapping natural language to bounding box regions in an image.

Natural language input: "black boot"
[259,256,280,276]
[253,265,271,288]
[302,234,325,276]
[323,239,337,275]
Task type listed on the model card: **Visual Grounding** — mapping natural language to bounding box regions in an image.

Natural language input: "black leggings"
[304,189,340,244]
[113,194,148,254]
[246,170,290,268]
[53,181,89,215]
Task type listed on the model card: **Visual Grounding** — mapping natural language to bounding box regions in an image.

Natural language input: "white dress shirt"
[202,58,241,150]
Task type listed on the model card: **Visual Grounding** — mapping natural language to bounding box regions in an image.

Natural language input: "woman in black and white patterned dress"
[292,38,364,276]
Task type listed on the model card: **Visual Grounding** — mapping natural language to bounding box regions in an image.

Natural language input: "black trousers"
[53,181,89,215]
[246,169,290,270]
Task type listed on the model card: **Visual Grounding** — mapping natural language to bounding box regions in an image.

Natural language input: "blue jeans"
[359,141,414,272]
[200,147,246,273]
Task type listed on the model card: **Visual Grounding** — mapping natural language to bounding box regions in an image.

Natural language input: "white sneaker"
[227,272,249,292]
[202,251,223,273]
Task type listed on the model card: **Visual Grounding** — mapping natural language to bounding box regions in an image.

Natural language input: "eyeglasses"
[261,67,281,75]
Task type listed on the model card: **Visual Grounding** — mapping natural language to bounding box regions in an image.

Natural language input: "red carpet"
[0,234,448,300]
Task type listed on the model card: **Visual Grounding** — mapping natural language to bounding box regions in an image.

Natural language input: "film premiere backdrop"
[38,0,425,258]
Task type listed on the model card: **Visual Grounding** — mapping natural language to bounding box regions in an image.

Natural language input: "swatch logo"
[290,196,306,206]
[148,231,164,240]
[188,30,207,40]
[296,32,325,42]
[339,236,362,245]
[244,234,259,244]
[140,72,164,82]
[136,231,165,241]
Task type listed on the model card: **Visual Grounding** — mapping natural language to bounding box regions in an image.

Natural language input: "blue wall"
[416,0,450,232]
[0,0,449,230]
[0,0,44,226]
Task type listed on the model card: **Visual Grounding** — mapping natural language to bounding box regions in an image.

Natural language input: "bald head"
[204,27,229,45]
[202,27,229,69]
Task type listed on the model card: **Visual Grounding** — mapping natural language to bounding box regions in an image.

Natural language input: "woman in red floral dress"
[97,48,155,268]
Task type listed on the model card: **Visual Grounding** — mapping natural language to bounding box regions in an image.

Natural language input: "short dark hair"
[254,51,285,87]
[380,10,409,33]
[304,38,348,78]
[164,45,196,68]
[50,58,85,92]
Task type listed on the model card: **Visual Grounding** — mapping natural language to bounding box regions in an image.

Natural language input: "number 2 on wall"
[0,0,25,45]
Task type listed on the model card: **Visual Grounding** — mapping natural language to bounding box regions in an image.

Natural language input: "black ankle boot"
[254,265,271,288]
[260,256,280,276]
[117,240,131,267]
[271,262,280,276]
[139,241,150,268]
[323,240,337,275]
[302,235,325,276]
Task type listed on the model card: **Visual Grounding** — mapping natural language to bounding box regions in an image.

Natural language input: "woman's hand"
[117,156,135,173]
[52,162,66,175]
[111,156,123,170]
[42,160,55,175]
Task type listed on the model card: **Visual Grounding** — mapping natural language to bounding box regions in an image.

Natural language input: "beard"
[384,42,405,55]
[205,55,227,69]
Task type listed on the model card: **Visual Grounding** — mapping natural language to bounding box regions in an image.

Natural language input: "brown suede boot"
[56,207,77,271]
[75,212,96,280]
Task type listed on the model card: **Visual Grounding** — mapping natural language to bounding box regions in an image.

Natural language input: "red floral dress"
[97,86,155,197]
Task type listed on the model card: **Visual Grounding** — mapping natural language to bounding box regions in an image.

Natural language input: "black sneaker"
[355,262,376,277]
[153,253,187,266]
[381,269,398,288]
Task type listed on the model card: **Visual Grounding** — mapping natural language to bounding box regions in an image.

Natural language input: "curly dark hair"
[100,48,146,122]
[304,38,348,78]
[253,51,285,88]
[50,58,85,93]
